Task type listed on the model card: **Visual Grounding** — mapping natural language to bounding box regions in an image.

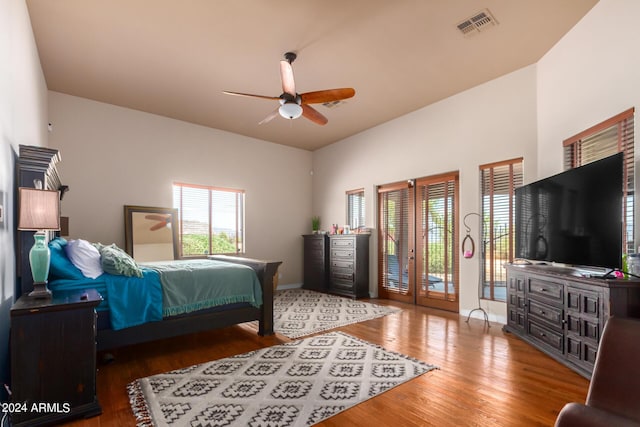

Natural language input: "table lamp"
[17,187,61,298]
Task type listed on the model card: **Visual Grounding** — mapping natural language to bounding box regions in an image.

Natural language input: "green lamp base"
[28,232,52,299]
[29,282,52,299]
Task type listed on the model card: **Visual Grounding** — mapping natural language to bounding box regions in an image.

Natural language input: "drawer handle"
[539,310,546,315]
[540,288,547,292]
[539,332,546,337]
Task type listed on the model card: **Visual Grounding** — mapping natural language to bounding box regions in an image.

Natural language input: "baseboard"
[275,283,302,291]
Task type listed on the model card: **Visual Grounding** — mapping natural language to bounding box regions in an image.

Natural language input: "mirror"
[124,205,179,262]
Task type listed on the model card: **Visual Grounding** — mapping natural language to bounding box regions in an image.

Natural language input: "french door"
[378,172,459,311]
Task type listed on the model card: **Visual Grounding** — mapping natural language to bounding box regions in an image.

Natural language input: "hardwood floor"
[64,299,589,426]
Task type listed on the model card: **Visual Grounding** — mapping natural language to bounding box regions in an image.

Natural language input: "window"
[347,189,365,230]
[563,108,634,255]
[480,158,523,302]
[172,182,245,257]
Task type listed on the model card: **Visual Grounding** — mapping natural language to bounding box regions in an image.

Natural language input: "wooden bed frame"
[15,145,281,352]
[96,256,281,351]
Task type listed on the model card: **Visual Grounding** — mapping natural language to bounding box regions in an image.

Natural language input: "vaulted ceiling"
[26,1,598,151]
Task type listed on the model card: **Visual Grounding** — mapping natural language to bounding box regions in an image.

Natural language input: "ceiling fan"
[223,52,355,126]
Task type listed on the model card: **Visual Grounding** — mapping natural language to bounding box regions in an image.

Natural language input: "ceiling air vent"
[322,100,347,109]
[457,9,498,37]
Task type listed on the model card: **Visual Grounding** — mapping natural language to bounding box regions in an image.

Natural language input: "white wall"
[312,65,539,323]
[537,0,640,251]
[0,0,49,401]
[47,92,313,285]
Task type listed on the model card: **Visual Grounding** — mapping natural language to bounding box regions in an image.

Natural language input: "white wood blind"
[563,108,634,254]
[173,182,245,256]
[480,158,523,301]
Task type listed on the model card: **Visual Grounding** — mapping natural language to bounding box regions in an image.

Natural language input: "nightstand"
[10,289,102,426]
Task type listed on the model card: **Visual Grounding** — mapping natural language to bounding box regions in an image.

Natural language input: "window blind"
[416,177,457,301]
[173,182,245,256]
[347,189,365,230]
[378,183,412,295]
[480,158,523,301]
[563,108,634,254]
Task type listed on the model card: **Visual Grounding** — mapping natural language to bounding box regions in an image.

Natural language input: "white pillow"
[64,239,104,279]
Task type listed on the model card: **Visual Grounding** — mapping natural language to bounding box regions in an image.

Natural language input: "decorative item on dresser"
[10,289,103,426]
[328,234,370,299]
[503,264,640,378]
[302,234,329,292]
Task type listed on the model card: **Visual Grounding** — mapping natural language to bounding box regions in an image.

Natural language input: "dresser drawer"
[331,279,355,291]
[331,249,354,259]
[331,260,354,270]
[308,248,326,259]
[331,268,354,281]
[528,277,564,305]
[331,238,355,248]
[528,321,564,352]
[306,238,325,250]
[527,299,563,329]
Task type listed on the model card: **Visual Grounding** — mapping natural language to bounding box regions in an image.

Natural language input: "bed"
[42,237,281,350]
[15,145,280,351]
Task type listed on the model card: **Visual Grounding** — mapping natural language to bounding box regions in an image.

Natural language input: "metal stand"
[462,212,490,328]
[466,306,490,328]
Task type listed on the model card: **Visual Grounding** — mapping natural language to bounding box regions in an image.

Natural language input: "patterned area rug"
[274,289,401,339]
[129,331,437,426]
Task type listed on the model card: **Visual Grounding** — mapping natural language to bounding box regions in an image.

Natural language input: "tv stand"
[504,264,640,378]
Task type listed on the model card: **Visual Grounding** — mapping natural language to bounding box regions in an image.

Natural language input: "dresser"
[504,264,640,378]
[10,289,102,426]
[328,234,370,299]
[302,234,329,292]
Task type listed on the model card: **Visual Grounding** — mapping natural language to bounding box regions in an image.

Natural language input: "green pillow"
[95,243,143,278]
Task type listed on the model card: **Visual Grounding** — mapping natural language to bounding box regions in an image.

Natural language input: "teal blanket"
[49,268,164,330]
[143,259,263,317]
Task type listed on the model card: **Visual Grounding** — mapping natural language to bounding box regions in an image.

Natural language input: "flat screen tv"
[515,152,624,270]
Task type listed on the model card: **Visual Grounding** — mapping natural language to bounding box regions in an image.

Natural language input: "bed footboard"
[209,255,281,336]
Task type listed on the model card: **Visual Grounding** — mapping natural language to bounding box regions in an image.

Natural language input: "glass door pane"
[416,174,459,312]
[378,182,414,303]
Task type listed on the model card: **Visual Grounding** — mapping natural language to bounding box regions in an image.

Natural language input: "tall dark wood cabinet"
[328,234,370,299]
[504,264,640,379]
[302,234,329,292]
[16,145,63,297]
[10,289,102,426]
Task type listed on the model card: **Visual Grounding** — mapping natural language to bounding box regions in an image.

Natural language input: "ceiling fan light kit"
[279,102,303,120]
[223,51,355,125]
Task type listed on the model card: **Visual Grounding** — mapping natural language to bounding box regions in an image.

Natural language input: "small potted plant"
[311,216,321,234]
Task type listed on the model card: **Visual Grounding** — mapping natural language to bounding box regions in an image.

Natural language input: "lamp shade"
[18,187,61,231]
[279,102,303,120]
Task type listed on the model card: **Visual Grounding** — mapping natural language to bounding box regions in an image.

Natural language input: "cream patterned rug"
[128,331,437,426]
[273,289,401,339]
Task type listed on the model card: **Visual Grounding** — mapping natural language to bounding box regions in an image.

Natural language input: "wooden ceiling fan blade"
[300,88,355,104]
[222,91,280,101]
[259,108,280,125]
[149,222,166,231]
[145,214,169,221]
[302,104,328,126]
[280,60,296,97]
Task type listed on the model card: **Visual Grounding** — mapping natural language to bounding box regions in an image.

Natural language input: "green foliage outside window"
[182,232,237,256]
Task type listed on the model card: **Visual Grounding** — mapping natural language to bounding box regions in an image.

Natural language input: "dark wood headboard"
[15,145,62,298]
